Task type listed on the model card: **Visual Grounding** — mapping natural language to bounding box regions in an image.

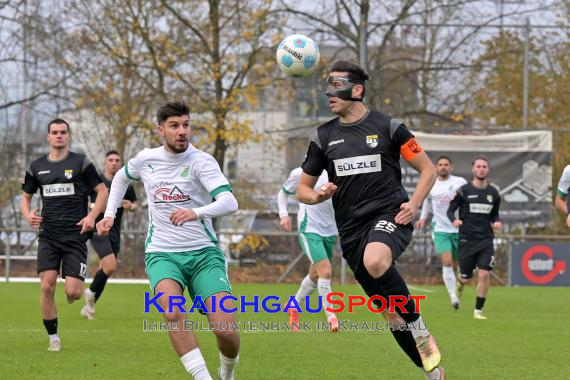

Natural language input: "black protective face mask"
[325,76,365,101]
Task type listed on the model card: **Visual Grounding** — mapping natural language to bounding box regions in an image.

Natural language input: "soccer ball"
[276,34,320,78]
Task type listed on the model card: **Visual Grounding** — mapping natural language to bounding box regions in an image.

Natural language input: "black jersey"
[446,182,501,239]
[301,110,416,240]
[22,152,102,240]
[90,173,137,242]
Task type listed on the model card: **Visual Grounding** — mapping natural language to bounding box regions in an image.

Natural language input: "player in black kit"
[81,150,137,320]
[447,156,501,320]
[297,60,444,379]
[21,119,108,351]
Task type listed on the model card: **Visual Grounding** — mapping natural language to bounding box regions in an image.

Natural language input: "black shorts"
[340,213,413,298]
[37,237,88,280]
[458,237,495,279]
[90,233,119,259]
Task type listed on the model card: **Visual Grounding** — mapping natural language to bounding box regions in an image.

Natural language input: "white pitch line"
[0,277,149,284]
[407,285,435,293]
[0,328,132,333]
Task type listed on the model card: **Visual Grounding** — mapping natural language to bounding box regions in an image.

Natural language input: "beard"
[475,174,487,181]
[166,140,189,153]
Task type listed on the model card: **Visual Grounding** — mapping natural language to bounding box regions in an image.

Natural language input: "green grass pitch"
[0,282,568,379]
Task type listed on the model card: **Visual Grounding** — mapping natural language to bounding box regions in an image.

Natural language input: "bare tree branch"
[160,0,213,56]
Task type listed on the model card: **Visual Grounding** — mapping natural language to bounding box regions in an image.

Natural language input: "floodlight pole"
[523,18,530,130]
[359,0,369,70]
[20,0,29,164]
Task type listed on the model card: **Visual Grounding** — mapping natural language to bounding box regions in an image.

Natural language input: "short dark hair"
[437,155,452,164]
[47,118,70,133]
[472,156,489,166]
[157,101,190,125]
[105,150,121,158]
[330,60,369,81]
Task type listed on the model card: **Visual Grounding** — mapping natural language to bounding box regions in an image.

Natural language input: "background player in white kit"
[277,167,339,331]
[554,164,570,227]
[416,155,466,309]
[97,101,239,380]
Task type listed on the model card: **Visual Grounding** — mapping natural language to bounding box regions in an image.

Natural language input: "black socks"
[90,269,110,302]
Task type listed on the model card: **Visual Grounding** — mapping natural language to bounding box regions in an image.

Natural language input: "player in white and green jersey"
[97,101,239,380]
[416,155,467,309]
[277,167,339,331]
[555,164,570,227]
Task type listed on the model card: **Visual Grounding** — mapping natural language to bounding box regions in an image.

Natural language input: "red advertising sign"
[512,243,569,286]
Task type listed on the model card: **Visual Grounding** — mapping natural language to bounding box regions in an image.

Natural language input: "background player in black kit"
[447,156,501,320]
[297,60,444,380]
[21,119,108,351]
[81,150,138,320]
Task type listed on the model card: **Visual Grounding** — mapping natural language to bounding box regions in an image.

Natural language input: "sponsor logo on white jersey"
[42,183,74,197]
[435,196,453,205]
[333,154,381,176]
[329,139,344,146]
[469,203,493,214]
[153,185,191,204]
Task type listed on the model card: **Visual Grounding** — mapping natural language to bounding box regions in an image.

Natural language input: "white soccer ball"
[276,34,320,78]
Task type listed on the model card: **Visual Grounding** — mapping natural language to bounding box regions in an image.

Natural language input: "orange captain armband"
[400,138,423,160]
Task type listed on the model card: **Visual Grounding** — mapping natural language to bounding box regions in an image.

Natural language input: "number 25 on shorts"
[374,220,396,233]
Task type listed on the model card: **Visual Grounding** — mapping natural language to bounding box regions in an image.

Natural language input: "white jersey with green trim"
[557,165,570,197]
[282,167,337,237]
[420,175,467,233]
[125,146,231,253]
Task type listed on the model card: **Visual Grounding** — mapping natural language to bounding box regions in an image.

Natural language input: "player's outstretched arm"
[20,192,42,229]
[278,168,301,232]
[122,199,138,212]
[555,194,567,214]
[277,189,292,232]
[555,194,568,215]
[296,172,336,205]
[396,151,436,225]
[78,183,109,234]
[555,166,570,215]
[90,183,109,218]
[96,216,115,236]
[490,192,502,232]
[104,166,133,219]
[21,166,42,229]
[416,196,432,229]
[447,191,463,227]
[96,167,134,235]
[170,191,238,226]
